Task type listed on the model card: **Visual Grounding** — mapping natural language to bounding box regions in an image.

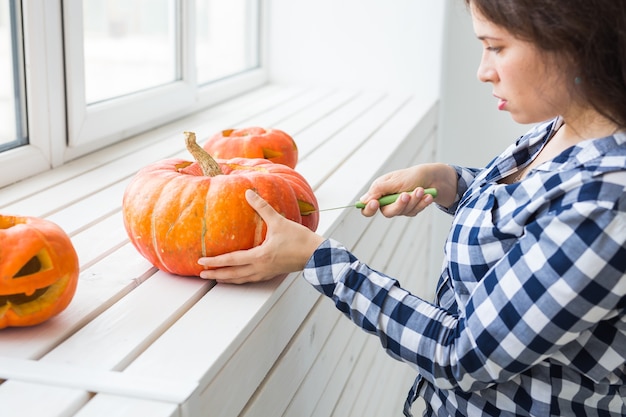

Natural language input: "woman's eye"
[486,46,502,53]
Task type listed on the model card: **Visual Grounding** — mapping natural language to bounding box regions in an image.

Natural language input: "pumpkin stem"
[184,131,223,176]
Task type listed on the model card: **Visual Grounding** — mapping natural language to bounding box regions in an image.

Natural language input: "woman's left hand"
[197,189,325,284]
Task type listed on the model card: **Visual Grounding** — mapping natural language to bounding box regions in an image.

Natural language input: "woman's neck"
[559,108,620,144]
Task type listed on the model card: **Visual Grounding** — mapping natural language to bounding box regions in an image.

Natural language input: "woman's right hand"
[359,163,458,218]
[197,189,325,284]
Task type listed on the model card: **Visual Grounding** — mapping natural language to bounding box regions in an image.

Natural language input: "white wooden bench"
[0,84,438,416]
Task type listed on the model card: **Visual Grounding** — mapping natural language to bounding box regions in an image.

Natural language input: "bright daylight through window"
[0,0,262,188]
[0,1,26,152]
[83,0,178,104]
[83,0,259,104]
[195,0,259,85]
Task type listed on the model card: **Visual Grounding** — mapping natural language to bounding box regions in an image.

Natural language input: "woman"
[199,1,626,415]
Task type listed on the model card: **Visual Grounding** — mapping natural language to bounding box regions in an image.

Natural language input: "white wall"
[266,0,446,98]
[428,0,531,286]
[438,0,529,167]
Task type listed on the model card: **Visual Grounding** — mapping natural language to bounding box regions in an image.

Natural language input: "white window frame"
[0,0,267,188]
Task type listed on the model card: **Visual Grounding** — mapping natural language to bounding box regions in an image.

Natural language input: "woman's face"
[471,5,573,124]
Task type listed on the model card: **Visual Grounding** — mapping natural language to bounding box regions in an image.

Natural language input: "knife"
[302,188,437,215]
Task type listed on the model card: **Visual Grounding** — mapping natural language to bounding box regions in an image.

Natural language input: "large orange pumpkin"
[122,132,319,277]
[202,127,299,169]
[0,215,79,328]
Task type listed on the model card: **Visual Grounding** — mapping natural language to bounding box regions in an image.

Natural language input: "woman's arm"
[304,201,626,392]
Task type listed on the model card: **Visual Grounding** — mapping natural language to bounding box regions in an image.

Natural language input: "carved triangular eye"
[14,256,42,278]
[13,252,47,279]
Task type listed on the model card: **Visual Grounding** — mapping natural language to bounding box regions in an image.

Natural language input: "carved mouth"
[0,286,50,307]
[0,251,54,307]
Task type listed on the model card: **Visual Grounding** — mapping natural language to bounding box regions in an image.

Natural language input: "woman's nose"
[477,57,497,83]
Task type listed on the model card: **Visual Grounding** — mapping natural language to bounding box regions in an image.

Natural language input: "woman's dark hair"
[466,0,626,128]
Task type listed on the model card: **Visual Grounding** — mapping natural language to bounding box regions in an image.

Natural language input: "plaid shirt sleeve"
[436,165,482,215]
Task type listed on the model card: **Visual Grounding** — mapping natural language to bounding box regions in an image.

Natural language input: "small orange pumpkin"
[0,215,79,328]
[203,127,299,169]
[122,132,319,277]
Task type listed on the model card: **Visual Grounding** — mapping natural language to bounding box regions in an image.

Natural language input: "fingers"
[198,247,272,283]
[375,188,435,218]
[198,249,251,270]
[245,189,281,222]
[200,263,285,284]
[360,199,380,217]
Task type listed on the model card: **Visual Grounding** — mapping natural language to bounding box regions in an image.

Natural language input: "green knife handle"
[354,188,437,209]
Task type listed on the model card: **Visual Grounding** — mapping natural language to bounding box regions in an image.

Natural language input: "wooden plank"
[308,329,370,417]
[44,179,129,236]
[240,87,335,128]
[120,276,300,379]
[371,365,417,417]
[73,395,180,417]
[238,299,344,416]
[172,279,321,417]
[0,271,210,415]
[0,243,154,359]
[282,316,358,417]
[347,348,390,417]
[391,216,431,289]
[0,381,89,417]
[274,89,362,143]
[297,94,412,190]
[283,90,384,159]
[0,356,197,403]
[325,335,380,416]
[70,211,129,269]
[74,281,310,417]
[41,271,210,370]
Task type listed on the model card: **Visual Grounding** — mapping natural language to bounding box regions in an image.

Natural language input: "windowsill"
[0,84,438,416]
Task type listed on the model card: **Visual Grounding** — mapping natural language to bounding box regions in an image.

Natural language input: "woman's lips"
[494,95,507,110]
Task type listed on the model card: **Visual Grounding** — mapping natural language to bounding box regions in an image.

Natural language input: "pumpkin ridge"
[150,205,165,272]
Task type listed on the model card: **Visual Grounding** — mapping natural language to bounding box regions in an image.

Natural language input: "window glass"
[0,0,26,151]
[195,0,259,85]
[0,0,265,188]
[83,0,178,104]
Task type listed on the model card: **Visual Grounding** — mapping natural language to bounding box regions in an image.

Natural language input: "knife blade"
[302,188,437,215]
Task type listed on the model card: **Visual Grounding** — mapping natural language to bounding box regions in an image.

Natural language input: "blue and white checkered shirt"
[303,117,626,416]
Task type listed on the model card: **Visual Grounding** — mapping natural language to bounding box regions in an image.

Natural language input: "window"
[0,0,264,188]
[0,0,27,153]
[82,0,179,105]
[195,0,260,85]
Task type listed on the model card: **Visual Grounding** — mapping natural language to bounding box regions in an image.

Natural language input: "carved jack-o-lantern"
[0,215,79,328]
